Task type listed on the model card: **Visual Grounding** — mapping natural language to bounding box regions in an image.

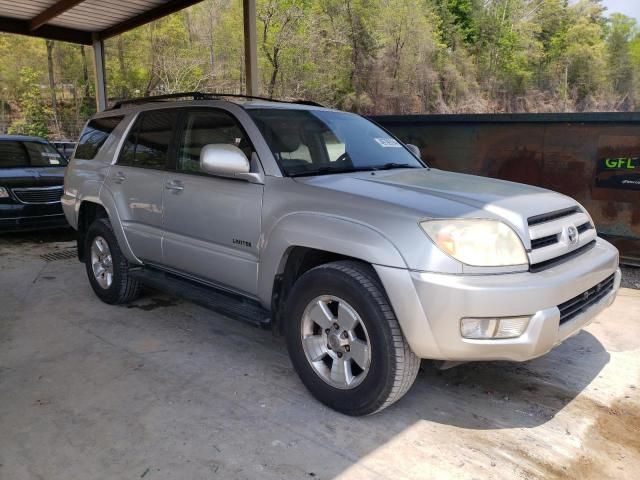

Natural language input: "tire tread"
[307,260,420,414]
[86,218,141,304]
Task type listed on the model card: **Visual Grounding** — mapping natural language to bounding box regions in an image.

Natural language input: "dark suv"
[0,135,69,232]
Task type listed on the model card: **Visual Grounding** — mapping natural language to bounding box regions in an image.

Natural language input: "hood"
[0,166,66,188]
[296,168,579,236]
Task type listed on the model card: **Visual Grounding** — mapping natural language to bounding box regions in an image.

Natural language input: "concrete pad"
[0,231,638,480]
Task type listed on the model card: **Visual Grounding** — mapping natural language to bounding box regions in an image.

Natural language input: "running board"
[130,268,271,328]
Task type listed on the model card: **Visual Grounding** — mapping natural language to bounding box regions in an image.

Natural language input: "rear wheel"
[85,218,141,304]
[285,260,420,415]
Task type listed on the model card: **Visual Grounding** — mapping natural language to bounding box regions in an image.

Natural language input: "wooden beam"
[30,0,87,31]
[0,16,92,44]
[98,0,205,40]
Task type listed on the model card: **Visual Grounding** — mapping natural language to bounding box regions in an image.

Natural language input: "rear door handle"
[165,180,184,193]
[113,171,127,183]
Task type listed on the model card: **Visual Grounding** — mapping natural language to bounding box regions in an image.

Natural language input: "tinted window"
[0,141,67,168]
[118,110,177,169]
[178,110,252,173]
[75,116,123,160]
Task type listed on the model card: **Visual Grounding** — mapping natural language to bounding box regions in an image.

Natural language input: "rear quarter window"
[75,116,124,160]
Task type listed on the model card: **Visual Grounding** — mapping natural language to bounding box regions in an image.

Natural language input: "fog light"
[461,316,530,339]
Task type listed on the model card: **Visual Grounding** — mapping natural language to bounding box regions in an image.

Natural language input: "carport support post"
[92,34,107,112]
[243,0,258,96]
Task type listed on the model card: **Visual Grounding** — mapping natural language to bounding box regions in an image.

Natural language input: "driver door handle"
[165,180,184,193]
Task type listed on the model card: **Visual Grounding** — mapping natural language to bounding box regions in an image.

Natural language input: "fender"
[257,212,408,305]
[75,178,142,265]
[94,180,143,265]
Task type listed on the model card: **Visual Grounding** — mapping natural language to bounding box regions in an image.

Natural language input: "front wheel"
[85,218,141,305]
[284,261,420,415]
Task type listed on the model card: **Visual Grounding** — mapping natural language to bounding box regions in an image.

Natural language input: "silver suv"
[63,94,621,415]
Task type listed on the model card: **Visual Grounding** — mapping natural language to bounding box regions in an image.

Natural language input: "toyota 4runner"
[63,93,621,415]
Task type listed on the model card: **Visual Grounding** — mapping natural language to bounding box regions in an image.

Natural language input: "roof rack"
[109,92,325,109]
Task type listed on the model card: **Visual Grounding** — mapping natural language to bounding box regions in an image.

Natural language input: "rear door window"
[118,110,177,170]
[75,116,123,160]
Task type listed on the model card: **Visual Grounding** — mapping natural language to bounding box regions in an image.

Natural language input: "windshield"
[0,140,67,168]
[247,109,424,176]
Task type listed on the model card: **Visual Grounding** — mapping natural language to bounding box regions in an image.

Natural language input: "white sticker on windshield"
[50,159,60,165]
[375,138,402,148]
[42,152,62,158]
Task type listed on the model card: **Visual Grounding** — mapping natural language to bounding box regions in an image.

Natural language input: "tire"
[284,260,420,415]
[85,217,141,305]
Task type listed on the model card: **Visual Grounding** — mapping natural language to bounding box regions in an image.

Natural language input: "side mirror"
[406,144,421,158]
[200,144,250,177]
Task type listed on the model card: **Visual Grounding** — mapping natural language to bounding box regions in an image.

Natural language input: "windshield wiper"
[373,163,419,171]
[288,166,374,177]
[288,163,421,177]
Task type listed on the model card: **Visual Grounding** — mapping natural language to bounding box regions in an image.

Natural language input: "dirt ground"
[0,229,638,480]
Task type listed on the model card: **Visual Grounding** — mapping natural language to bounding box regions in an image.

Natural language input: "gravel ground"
[622,266,640,289]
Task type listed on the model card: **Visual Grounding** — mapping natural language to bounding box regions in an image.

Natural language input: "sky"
[601,0,640,21]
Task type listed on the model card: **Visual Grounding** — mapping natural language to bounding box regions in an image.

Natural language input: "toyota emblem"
[567,226,579,245]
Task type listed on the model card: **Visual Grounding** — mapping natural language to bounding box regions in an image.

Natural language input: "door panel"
[162,174,263,295]
[162,108,263,296]
[106,109,177,263]
[105,166,165,262]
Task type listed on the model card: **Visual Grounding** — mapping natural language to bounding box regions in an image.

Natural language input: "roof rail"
[109,92,325,109]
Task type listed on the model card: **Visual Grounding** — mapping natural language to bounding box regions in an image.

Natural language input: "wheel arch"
[76,196,140,265]
[259,213,407,333]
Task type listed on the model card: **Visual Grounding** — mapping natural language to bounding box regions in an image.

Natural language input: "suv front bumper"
[375,237,621,361]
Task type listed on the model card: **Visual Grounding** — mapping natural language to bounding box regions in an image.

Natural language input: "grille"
[531,234,558,250]
[530,222,593,251]
[528,207,581,227]
[529,241,596,273]
[12,186,64,204]
[558,274,615,325]
[527,206,597,270]
[577,222,593,234]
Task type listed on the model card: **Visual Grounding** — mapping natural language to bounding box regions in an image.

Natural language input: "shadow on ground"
[403,330,609,429]
[0,227,75,245]
[126,290,610,433]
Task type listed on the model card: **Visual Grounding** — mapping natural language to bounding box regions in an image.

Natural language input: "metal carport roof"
[0,0,259,110]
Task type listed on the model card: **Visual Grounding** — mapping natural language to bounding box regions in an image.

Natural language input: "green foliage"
[607,13,637,97]
[437,0,479,47]
[8,68,50,138]
[2,0,640,139]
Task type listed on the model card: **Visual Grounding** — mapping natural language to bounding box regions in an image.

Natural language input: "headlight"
[0,187,9,199]
[420,219,528,267]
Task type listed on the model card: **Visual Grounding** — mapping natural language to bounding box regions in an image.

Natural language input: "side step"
[130,268,271,328]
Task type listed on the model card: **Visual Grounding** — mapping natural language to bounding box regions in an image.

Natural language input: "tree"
[606,13,637,106]
[562,7,607,108]
[2,0,640,137]
[8,68,50,138]
[46,40,60,135]
[258,0,305,98]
